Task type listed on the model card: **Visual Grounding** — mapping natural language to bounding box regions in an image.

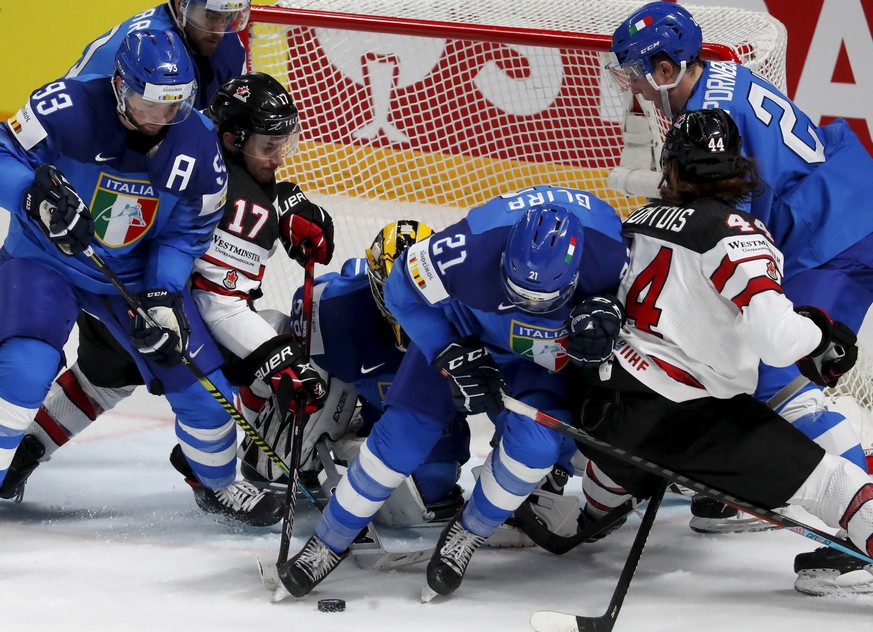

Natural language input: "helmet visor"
[185,0,251,34]
[500,267,578,314]
[604,56,648,94]
[120,78,196,126]
[241,123,302,160]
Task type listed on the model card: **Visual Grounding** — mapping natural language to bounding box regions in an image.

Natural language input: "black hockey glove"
[432,336,506,416]
[567,295,626,368]
[277,183,335,266]
[128,290,191,368]
[23,164,94,256]
[795,306,858,388]
[250,335,328,415]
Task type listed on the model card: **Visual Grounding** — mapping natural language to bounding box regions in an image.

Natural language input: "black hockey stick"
[277,256,315,564]
[503,395,873,565]
[531,480,668,632]
[83,247,292,477]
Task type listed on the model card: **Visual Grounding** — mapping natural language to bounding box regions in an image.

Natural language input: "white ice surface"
[2,389,873,632]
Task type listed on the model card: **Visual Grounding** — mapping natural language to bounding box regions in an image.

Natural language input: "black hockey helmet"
[660,108,742,181]
[208,72,300,151]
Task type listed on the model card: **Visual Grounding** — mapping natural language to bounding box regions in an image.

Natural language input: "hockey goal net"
[243,1,873,418]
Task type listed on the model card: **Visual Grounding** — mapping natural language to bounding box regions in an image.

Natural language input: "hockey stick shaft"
[503,395,873,566]
[588,480,667,632]
[83,247,293,476]
[277,257,315,564]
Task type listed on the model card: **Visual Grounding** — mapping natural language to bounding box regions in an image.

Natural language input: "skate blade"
[795,569,873,597]
[421,583,440,603]
[689,517,779,534]
[257,556,281,592]
[271,584,293,603]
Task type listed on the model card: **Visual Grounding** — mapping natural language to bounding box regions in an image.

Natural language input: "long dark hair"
[659,155,763,206]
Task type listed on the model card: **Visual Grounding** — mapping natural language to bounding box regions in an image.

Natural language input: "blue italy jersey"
[384,185,628,367]
[0,75,227,294]
[66,4,246,110]
[292,259,405,421]
[683,61,873,278]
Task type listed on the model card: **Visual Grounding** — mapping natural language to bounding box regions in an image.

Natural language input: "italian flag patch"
[565,236,577,263]
[629,15,654,35]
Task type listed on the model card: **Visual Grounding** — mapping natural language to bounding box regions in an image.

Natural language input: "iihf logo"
[223,270,239,289]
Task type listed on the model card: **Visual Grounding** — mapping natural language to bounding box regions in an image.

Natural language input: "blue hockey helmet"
[606,2,702,115]
[113,30,197,130]
[610,2,702,76]
[500,205,583,314]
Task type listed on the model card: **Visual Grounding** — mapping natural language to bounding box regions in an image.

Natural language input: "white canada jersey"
[614,199,822,402]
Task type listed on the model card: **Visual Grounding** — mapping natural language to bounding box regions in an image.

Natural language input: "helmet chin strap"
[645,60,688,119]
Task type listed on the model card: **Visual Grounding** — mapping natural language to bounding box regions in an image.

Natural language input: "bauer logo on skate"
[91,174,158,247]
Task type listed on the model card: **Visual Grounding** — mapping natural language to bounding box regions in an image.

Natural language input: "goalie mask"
[208,72,301,161]
[169,0,251,34]
[366,220,434,350]
[661,109,742,181]
[113,30,197,133]
[501,205,583,314]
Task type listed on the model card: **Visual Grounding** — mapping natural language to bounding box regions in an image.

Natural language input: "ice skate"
[689,493,776,534]
[0,435,46,502]
[170,444,284,527]
[794,546,873,596]
[276,534,348,598]
[422,513,485,602]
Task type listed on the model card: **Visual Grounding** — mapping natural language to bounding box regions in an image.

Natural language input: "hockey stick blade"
[257,555,282,592]
[529,611,582,632]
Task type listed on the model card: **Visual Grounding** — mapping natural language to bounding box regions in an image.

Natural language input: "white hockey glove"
[23,164,94,256]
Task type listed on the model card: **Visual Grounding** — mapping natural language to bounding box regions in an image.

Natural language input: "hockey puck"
[318,598,346,612]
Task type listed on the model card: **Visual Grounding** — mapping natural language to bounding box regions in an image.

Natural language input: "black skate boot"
[277,534,348,597]
[422,513,486,601]
[689,493,776,534]
[0,435,46,502]
[794,546,873,596]
[170,444,284,527]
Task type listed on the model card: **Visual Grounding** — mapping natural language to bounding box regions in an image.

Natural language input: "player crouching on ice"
[566,108,873,598]
[272,186,629,602]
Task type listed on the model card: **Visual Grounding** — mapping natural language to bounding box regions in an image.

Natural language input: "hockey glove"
[250,335,328,415]
[432,336,505,416]
[795,306,858,388]
[277,183,335,266]
[23,164,94,256]
[567,295,626,368]
[128,290,191,368]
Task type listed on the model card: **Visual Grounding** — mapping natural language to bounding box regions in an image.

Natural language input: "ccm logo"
[446,348,489,371]
[640,41,661,55]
